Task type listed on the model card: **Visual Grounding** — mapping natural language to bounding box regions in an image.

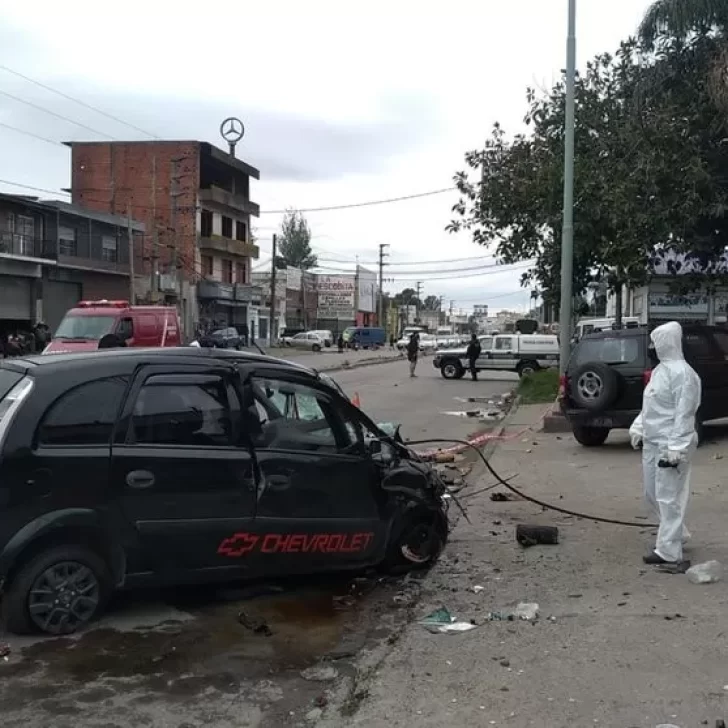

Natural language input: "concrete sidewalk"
[327,405,728,727]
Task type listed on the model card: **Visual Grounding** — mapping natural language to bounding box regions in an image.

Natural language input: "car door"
[109,364,257,578]
[683,329,726,422]
[491,335,517,369]
[477,336,493,369]
[245,370,385,575]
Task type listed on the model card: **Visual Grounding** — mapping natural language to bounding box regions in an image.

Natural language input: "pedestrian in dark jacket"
[466,333,482,381]
[406,333,419,378]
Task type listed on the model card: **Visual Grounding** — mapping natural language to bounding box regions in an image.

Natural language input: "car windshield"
[574,337,640,365]
[55,314,116,341]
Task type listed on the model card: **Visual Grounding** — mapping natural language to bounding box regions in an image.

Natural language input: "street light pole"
[558,0,577,374]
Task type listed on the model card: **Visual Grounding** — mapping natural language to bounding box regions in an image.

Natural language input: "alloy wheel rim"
[577,371,603,401]
[28,560,100,635]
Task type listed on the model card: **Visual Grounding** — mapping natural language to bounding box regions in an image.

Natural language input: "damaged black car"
[0,347,448,635]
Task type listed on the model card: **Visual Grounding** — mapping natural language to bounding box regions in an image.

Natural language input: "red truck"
[44,300,181,354]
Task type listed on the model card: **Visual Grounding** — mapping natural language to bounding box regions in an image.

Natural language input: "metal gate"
[44,280,82,331]
[0,276,32,321]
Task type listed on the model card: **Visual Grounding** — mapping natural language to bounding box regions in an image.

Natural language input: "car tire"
[312,344,321,353]
[570,362,619,411]
[2,545,111,636]
[572,425,610,447]
[441,360,464,380]
[383,505,448,573]
[517,360,540,378]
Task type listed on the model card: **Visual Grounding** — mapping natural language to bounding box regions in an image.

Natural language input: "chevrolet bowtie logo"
[217,532,259,557]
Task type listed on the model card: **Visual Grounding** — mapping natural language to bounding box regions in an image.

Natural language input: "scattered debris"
[314,694,328,708]
[486,602,540,622]
[472,585,485,594]
[300,665,339,682]
[237,610,272,636]
[0,642,9,660]
[499,659,511,667]
[687,560,723,584]
[713,453,724,460]
[306,708,324,721]
[420,607,477,634]
[490,492,513,502]
[516,524,559,548]
[434,452,456,464]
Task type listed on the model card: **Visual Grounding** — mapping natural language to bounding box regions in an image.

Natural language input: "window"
[55,314,116,341]
[101,235,118,263]
[117,317,134,340]
[38,377,128,446]
[235,220,247,242]
[16,215,35,256]
[478,337,493,350]
[59,226,77,257]
[251,378,356,453]
[684,332,713,360]
[130,377,233,446]
[236,262,247,284]
[713,330,728,357]
[494,337,513,350]
[574,337,640,366]
[201,255,213,277]
[221,216,233,238]
[201,209,213,237]
[222,259,233,284]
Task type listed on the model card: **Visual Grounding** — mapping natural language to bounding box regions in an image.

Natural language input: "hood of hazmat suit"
[629,321,702,563]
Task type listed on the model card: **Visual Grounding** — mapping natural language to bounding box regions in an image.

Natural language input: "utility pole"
[558,0,577,373]
[378,243,389,331]
[127,205,135,304]
[270,234,277,345]
[170,157,184,332]
[150,155,158,302]
[415,281,423,324]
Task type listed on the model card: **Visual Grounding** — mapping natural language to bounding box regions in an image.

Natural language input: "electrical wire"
[0,64,160,139]
[0,88,115,139]
[404,438,659,529]
[0,121,67,148]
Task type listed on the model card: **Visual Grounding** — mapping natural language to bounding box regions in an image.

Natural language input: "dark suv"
[561,325,728,446]
[0,348,447,635]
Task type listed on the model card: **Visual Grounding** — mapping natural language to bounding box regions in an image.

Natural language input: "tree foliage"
[278,210,317,270]
[391,288,420,307]
[422,295,441,311]
[448,34,728,304]
[639,0,728,48]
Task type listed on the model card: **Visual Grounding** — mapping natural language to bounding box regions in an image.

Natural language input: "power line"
[259,187,454,214]
[0,88,115,139]
[0,178,70,196]
[315,259,533,277]
[0,121,66,148]
[0,64,159,139]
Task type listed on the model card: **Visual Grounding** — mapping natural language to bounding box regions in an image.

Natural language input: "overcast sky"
[1,0,655,312]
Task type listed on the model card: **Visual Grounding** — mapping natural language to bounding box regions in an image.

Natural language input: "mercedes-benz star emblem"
[220,117,245,143]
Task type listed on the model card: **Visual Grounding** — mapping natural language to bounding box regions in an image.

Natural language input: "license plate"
[588,417,613,428]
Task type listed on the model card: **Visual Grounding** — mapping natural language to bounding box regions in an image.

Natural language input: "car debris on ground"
[516,524,559,547]
[486,602,540,622]
[686,560,722,584]
[419,607,477,634]
[300,665,339,682]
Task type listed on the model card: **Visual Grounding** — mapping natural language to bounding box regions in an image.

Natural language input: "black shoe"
[643,552,671,565]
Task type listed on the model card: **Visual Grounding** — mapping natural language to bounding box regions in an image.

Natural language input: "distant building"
[0,192,144,333]
[65,140,260,339]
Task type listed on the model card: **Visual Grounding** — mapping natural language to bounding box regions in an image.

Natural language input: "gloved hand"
[665,449,685,465]
[630,432,642,450]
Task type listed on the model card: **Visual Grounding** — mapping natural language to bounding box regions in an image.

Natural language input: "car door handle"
[266,475,290,489]
[126,470,155,489]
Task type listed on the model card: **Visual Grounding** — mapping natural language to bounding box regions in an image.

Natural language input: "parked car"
[561,325,728,446]
[418,334,438,353]
[45,300,181,354]
[573,316,641,342]
[278,327,305,346]
[343,327,386,349]
[0,347,448,635]
[209,327,241,349]
[288,332,326,352]
[309,330,334,347]
[434,333,560,379]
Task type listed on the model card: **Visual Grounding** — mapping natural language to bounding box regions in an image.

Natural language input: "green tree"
[278,210,317,269]
[639,0,728,47]
[392,288,420,307]
[422,295,441,311]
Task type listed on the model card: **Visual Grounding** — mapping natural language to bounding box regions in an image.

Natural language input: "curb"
[317,354,403,374]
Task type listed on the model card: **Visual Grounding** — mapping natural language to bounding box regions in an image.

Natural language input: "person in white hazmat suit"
[629,321,701,564]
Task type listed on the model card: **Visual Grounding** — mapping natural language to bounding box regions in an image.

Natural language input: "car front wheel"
[441,360,464,380]
[572,425,610,447]
[312,343,322,352]
[2,545,111,635]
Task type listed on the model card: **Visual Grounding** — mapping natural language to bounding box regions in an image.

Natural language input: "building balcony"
[235,283,263,305]
[199,234,259,259]
[198,280,234,301]
[57,254,130,275]
[198,186,260,217]
[0,233,54,261]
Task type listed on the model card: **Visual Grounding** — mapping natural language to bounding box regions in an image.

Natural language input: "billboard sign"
[317,275,355,318]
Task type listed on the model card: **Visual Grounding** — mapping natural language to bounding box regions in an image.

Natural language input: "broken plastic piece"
[472,585,485,594]
[686,560,723,584]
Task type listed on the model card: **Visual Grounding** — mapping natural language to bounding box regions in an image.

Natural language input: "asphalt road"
[0,357,518,728]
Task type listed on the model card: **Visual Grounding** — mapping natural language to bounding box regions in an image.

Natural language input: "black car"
[209,326,241,349]
[0,348,447,635]
[561,325,728,446]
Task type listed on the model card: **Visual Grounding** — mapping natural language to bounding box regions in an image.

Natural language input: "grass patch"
[517,368,559,404]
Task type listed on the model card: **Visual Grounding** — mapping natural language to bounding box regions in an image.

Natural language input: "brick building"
[65,140,260,339]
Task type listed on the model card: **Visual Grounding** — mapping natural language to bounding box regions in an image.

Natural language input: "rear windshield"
[0,369,22,400]
[55,314,116,341]
[573,336,641,366]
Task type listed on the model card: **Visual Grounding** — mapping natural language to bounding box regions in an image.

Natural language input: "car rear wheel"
[572,425,610,447]
[3,546,111,636]
[517,360,539,378]
[441,360,464,380]
[312,343,322,353]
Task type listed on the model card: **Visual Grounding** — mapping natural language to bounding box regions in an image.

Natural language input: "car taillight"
[0,377,34,449]
[559,374,569,398]
[643,369,653,386]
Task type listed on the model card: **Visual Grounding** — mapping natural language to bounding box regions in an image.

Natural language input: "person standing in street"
[466,333,482,381]
[629,321,701,565]
[406,332,419,377]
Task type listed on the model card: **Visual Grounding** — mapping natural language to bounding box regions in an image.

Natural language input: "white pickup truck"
[433,333,560,379]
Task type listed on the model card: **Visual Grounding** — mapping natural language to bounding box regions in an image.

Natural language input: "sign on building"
[357,267,377,313]
[648,292,709,319]
[317,275,355,318]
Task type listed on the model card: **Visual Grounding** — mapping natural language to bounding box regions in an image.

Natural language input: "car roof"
[0,346,318,378]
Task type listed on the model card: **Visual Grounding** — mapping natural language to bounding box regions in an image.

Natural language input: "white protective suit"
[628,321,702,563]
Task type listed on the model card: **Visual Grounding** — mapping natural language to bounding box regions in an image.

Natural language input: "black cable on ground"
[405,438,659,529]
